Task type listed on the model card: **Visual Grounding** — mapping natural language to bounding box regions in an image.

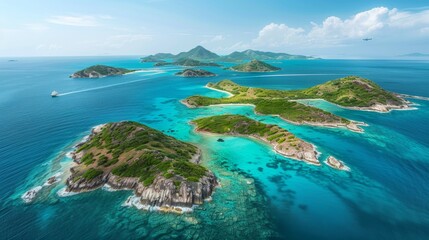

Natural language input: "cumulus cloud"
[46,15,112,27]
[252,7,429,48]
[253,23,305,46]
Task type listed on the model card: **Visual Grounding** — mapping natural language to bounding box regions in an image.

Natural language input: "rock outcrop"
[175,69,216,78]
[66,121,218,209]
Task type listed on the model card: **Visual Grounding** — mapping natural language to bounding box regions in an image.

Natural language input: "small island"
[227,60,280,72]
[66,121,217,211]
[192,115,319,165]
[325,156,350,171]
[155,58,220,67]
[70,65,136,78]
[175,69,216,78]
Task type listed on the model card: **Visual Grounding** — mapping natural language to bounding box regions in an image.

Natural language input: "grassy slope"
[192,115,313,157]
[184,76,405,124]
[74,65,133,76]
[228,60,280,72]
[74,122,207,185]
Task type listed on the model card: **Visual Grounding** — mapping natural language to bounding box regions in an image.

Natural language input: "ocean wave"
[122,195,194,214]
[57,187,78,197]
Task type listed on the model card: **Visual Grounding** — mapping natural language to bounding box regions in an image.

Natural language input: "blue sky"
[0,0,428,58]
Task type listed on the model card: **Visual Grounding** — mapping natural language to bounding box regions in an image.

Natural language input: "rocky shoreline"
[66,123,218,210]
[325,156,350,171]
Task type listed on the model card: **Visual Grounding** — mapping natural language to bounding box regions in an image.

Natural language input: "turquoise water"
[1,57,428,239]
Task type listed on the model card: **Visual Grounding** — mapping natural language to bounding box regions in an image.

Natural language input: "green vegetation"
[227,60,280,72]
[175,69,216,78]
[191,115,316,161]
[183,76,406,125]
[155,58,220,67]
[70,65,134,78]
[73,121,209,185]
[82,168,103,180]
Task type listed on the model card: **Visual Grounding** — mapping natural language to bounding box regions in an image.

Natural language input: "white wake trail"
[58,72,163,96]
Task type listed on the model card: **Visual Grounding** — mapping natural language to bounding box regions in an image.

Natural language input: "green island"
[175,69,216,78]
[192,115,320,165]
[67,121,217,211]
[140,45,315,62]
[155,58,220,67]
[182,76,411,131]
[227,59,281,72]
[70,65,136,78]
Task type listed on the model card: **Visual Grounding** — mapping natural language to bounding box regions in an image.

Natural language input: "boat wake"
[57,72,163,97]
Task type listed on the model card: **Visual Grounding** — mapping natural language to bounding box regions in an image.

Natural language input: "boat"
[51,91,59,97]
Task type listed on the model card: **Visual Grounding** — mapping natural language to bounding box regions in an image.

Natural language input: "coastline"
[184,101,365,133]
[292,98,415,113]
[205,85,234,97]
[192,127,320,166]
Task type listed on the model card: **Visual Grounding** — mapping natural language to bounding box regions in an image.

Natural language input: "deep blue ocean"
[0,57,428,240]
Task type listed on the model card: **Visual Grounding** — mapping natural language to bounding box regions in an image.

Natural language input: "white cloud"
[253,23,305,47]
[46,15,107,27]
[252,7,429,48]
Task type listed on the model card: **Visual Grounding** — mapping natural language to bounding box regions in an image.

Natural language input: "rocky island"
[70,65,135,78]
[227,60,280,72]
[155,58,220,67]
[325,156,350,171]
[175,69,216,78]
[192,115,319,165]
[66,121,217,210]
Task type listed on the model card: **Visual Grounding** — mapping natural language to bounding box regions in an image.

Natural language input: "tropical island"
[192,115,320,165]
[155,58,220,67]
[182,76,411,131]
[140,45,316,63]
[175,69,216,78]
[66,121,217,211]
[70,65,136,78]
[227,59,281,72]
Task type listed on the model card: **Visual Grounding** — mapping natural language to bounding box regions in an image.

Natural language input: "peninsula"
[182,79,371,132]
[192,115,319,165]
[66,122,217,210]
[227,59,281,72]
[175,69,216,78]
[70,65,135,78]
[182,76,410,132]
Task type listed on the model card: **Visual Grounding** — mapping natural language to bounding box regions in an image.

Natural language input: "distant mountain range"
[398,52,429,58]
[141,46,317,63]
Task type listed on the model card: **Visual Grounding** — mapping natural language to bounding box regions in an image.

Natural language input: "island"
[140,53,175,62]
[140,46,316,63]
[219,49,317,62]
[182,76,410,132]
[227,59,281,72]
[325,156,350,171]
[66,121,217,211]
[155,58,220,67]
[70,65,136,78]
[192,115,319,165]
[182,79,373,132]
[175,69,216,78]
